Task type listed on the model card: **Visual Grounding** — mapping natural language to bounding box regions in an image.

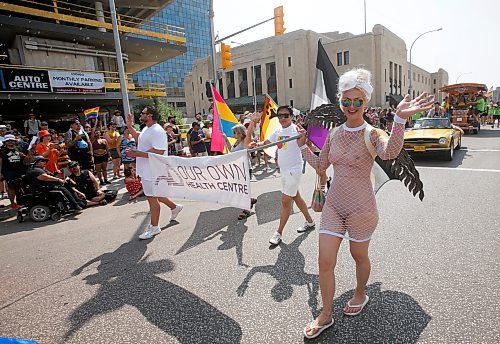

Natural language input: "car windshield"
[413,118,452,129]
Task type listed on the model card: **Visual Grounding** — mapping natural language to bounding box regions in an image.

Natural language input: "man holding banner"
[125,106,184,240]
[255,105,315,245]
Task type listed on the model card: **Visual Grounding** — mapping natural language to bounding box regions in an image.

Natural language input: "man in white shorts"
[126,106,183,240]
[255,105,315,245]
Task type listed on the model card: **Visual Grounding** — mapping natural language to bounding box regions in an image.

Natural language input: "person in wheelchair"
[25,156,84,212]
[67,161,107,207]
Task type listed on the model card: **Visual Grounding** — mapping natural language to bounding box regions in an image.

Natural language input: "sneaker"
[269,232,282,245]
[297,221,316,233]
[139,224,161,240]
[169,204,183,221]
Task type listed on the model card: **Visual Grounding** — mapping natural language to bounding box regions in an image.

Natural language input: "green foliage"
[153,98,185,125]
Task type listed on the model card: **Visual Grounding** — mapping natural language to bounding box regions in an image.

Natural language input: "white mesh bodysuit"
[302,121,405,242]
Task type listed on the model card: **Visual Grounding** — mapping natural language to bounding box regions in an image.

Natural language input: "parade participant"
[91,129,109,185]
[165,124,177,156]
[202,121,213,155]
[254,106,316,245]
[493,102,500,128]
[223,120,258,220]
[65,119,93,171]
[0,134,30,209]
[299,68,434,339]
[104,123,122,179]
[474,94,487,125]
[67,161,107,207]
[34,130,59,173]
[125,106,184,240]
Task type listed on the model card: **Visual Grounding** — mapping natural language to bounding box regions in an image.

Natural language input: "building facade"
[185,25,448,116]
[133,0,211,112]
[0,0,186,127]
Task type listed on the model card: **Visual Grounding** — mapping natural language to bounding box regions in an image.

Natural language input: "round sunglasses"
[341,98,364,108]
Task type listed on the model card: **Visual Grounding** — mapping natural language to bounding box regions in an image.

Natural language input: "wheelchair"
[13,177,76,223]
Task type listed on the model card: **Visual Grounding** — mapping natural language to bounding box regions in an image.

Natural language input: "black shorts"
[94,154,109,165]
[109,148,120,160]
[2,170,24,185]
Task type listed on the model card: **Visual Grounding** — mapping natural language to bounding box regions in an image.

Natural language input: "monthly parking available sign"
[0,67,52,92]
[48,71,105,93]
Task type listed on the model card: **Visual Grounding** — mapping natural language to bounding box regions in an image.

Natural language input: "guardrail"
[0,0,186,45]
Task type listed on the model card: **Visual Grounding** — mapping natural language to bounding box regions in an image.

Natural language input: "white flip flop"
[343,295,370,316]
[303,318,334,339]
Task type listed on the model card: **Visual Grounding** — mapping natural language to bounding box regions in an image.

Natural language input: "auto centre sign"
[48,70,106,94]
[0,67,106,94]
[0,67,51,92]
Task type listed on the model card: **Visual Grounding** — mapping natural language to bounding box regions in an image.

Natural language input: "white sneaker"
[169,204,184,221]
[269,232,282,245]
[139,224,161,240]
[297,221,316,233]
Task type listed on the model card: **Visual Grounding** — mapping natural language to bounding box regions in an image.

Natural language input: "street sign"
[48,70,106,94]
[0,67,51,93]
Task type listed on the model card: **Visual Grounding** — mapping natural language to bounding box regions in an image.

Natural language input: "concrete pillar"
[95,2,106,33]
[222,71,228,99]
[261,63,268,95]
[234,69,240,98]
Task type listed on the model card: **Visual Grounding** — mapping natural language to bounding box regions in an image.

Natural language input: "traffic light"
[274,6,285,36]
[221,43,232,69]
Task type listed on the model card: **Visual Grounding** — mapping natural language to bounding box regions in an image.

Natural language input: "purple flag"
[307,125,329,149]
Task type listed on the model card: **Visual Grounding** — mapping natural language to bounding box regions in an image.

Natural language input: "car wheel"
[29,205,51,222]
[456,136,461,150]
[444,140,454,161]
[51,212,62,221]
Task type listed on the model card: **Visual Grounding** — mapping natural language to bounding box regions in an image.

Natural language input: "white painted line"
[465,149,500,152]
[418,166,500,173]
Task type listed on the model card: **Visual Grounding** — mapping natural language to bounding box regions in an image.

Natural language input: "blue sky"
[214,0,499,89]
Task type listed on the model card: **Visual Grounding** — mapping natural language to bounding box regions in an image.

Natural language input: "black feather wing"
[305,104,346,129]
[375,150,425,201]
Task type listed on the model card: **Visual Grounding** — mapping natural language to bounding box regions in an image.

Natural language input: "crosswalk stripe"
[418,166,500,173]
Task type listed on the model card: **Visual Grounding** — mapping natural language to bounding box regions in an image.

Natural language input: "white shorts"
[280,169,302,197]
[141,179,154,197]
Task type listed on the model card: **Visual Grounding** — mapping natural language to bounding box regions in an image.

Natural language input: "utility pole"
[109,0,130,115]
[209,0,218,91]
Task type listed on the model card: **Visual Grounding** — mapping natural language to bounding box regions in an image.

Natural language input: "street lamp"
[408,27,442,95]
[455,72,472,84]
[147,72,168,101]
[231,41,257,113]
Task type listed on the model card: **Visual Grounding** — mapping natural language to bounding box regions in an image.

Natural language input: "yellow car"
[403,118,463,161]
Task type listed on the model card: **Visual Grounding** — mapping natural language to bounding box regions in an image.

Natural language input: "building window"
[219,78,223,97]
[254,65,262,94]
[192,82,194,91]
[290,99,294,107]
[413,72,416,81]
[389,62,393,79]
[227,71,235,98]
[434,79,436,84]
[343,51,350,65]
[337,52,342,66]
[288,56,292,67]
[200,77,202,84]
[433,88,436,93]
[384,69,386,82]
[289,78,293,88]
[201,92,204,100]
[266,62,277,93]
[238,68,248,97]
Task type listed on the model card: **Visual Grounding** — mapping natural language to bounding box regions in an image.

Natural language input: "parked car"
[403,118,463,161]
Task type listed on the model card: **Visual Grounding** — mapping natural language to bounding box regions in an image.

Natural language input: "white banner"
[48,70,105,93]
[148,150,251,210]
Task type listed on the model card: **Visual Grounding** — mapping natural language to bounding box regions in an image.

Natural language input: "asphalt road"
[1,128,499,344]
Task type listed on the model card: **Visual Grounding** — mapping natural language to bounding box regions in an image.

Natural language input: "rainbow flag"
[210,84,239,153]
[83,106,99,121]
[260,94,281,157]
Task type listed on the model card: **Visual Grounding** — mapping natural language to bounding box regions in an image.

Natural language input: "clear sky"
[213,0,499,89]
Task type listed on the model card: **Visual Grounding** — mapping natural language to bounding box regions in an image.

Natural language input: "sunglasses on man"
[341,98,364,108]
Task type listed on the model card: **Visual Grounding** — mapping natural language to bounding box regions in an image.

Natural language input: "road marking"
[465,149,500,152]
[418,166,500,173]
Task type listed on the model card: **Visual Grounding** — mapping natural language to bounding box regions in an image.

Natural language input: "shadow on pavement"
[412,148,470,168]
[237,230,319,316]
[255,190,296,226]
[304,282,431,343]
[175,207,251,266]
[67,236,242,343]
